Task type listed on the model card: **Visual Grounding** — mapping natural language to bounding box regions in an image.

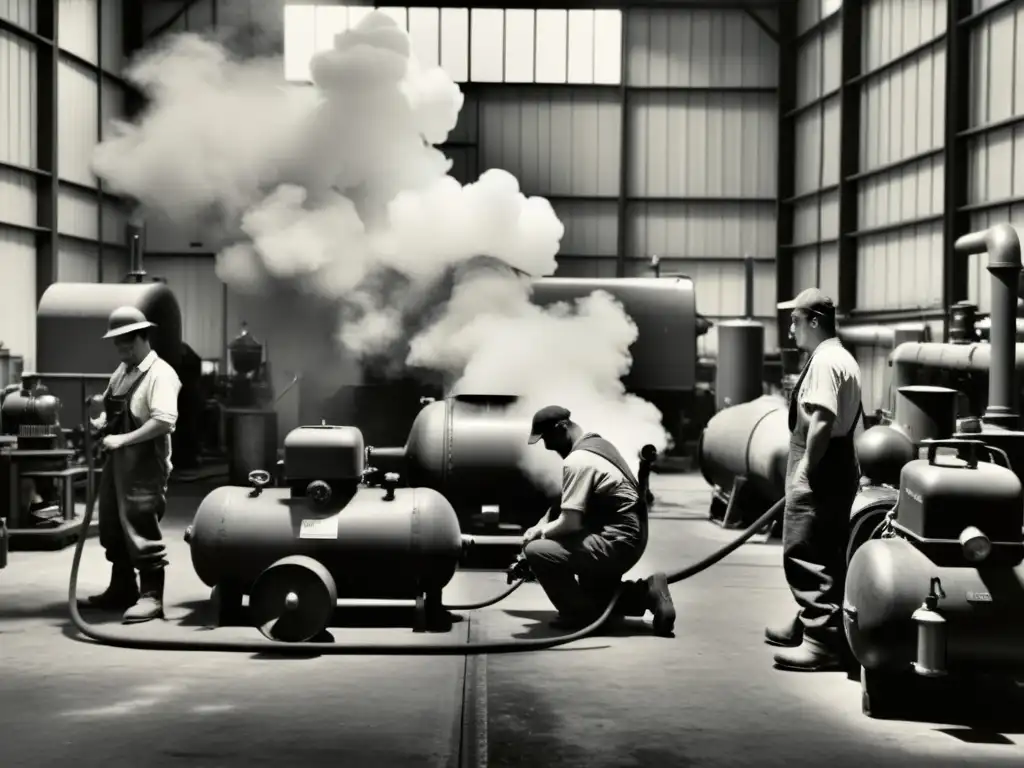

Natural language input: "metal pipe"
[837,323,928,348]
[127,208,146,282]
[744,254,754,319]
[954,224,1022,428]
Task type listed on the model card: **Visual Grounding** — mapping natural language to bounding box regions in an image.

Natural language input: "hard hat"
[103,306,157,339]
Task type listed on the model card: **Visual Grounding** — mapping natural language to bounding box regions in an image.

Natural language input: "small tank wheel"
[210,583,245,627]
[249,556,338,643]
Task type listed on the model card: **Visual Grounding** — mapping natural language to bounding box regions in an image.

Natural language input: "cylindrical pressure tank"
[891,385,958,444]
[367,394,551,528]
[36,281,183,427]
[714,320,765,411]
[186,485,463,600]
[0,377,63,448]
[698,394,789,503]
[845,536,1024,671]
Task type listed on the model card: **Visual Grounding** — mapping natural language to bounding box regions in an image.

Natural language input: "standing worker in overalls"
[765,289,863,671]
[79,307,182,624]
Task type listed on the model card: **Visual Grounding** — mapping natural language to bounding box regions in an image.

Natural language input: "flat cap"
[777,287,836,320]
[527,405,571,444]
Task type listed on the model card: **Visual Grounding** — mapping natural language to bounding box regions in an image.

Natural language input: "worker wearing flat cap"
[79,306,181,624]
[520,405,676,636]
[767,288,863,671]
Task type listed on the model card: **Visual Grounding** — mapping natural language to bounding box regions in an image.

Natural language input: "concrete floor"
[2,474,1024,767]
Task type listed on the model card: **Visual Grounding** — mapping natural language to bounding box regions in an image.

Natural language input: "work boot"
[79,565,139,611]
[773,634,843,672]
[123,569,165,624]
[765,614,803,648]
[644,573,676,637]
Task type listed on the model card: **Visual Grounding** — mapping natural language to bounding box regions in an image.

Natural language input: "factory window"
[283,6,622,86]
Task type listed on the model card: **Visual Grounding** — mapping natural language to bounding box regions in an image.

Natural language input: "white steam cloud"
[91,12,670,490]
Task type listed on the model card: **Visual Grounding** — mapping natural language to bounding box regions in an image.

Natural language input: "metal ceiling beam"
[836,0,861,316]
[942,0,971,341]
[773,1,797,347]
[35,0,59,301]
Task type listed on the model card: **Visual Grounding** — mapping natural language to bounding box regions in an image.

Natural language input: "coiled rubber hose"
[67,488,784,655]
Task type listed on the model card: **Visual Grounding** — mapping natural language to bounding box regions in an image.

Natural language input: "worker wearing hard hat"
[767,288,863,671]
[521,405,676,637]
[78,306,182,624]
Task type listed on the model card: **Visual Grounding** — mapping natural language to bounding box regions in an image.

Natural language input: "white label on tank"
[481,505,500,523]
[299,517,339,540]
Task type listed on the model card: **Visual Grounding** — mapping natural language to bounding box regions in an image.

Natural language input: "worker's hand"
[522,526,543,546]
[101,434,126,452]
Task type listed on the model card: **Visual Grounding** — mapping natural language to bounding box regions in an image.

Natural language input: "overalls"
[783,350,861,644]
[523,434,651,621]
[97,368,169,574]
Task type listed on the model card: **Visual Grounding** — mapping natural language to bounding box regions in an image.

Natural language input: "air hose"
[66,487,784,655]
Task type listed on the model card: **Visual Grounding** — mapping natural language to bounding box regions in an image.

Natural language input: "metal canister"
[911,577,947,677]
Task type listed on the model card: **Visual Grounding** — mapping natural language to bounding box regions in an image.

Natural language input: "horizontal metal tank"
[530,276,698,396]
[185,484,463,600]
[36,281,183,427]
[367,394,552,529]
[845,536,1024,671]
[698,394,789,504]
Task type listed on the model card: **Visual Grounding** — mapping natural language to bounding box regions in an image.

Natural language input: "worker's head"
[527,405,581,458]
[778,288,836,351]
[103,306,156,366]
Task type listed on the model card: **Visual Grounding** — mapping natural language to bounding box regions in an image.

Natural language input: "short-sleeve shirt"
[102,350,182,475]
[797,338,862,437]
[560,433,642,539]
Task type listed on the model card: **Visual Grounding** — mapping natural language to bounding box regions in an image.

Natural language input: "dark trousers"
[523,532,646,620]
[97,454,168,574]
[782,437,858,643]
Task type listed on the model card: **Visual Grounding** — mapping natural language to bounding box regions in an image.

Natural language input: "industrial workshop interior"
[5,0,1024,764]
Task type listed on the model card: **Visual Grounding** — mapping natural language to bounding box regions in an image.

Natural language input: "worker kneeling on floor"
[78,306,182,624]
[521,405,676,636]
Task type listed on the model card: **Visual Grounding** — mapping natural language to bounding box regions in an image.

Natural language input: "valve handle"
[248,469,272,489]
[921,438,981,469]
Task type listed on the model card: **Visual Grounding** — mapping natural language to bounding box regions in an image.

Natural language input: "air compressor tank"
[714,320,765,410]
[36,281,182,427]
[697,394,789,526]
[367,394,551,529]
[185,484,463,600]
[845,536,1024,671]
[845,441,1024,671]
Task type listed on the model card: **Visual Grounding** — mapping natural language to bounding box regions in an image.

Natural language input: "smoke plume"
[91,12,670,489]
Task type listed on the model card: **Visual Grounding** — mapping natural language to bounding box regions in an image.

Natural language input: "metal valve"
[381,472,400,501]
[248,469,271,497]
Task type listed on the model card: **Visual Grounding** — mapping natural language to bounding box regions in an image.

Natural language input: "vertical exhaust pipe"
[126,208,147,283]
[954,224,1022,429]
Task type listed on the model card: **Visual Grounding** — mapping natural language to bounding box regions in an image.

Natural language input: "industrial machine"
[0,375,78,545]
[843,224,1024,719]
[365,394,551,536]
[311,275,711,457]
[184,424,465,641]
[220,323,278,485]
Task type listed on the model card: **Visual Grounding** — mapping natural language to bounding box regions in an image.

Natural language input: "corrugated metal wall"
[0,0,130,372]
[964,0,1024,313]
[781,0,1024,415]
[852,0,950,411]
[625,7,779,357]
[140,2,780,365]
